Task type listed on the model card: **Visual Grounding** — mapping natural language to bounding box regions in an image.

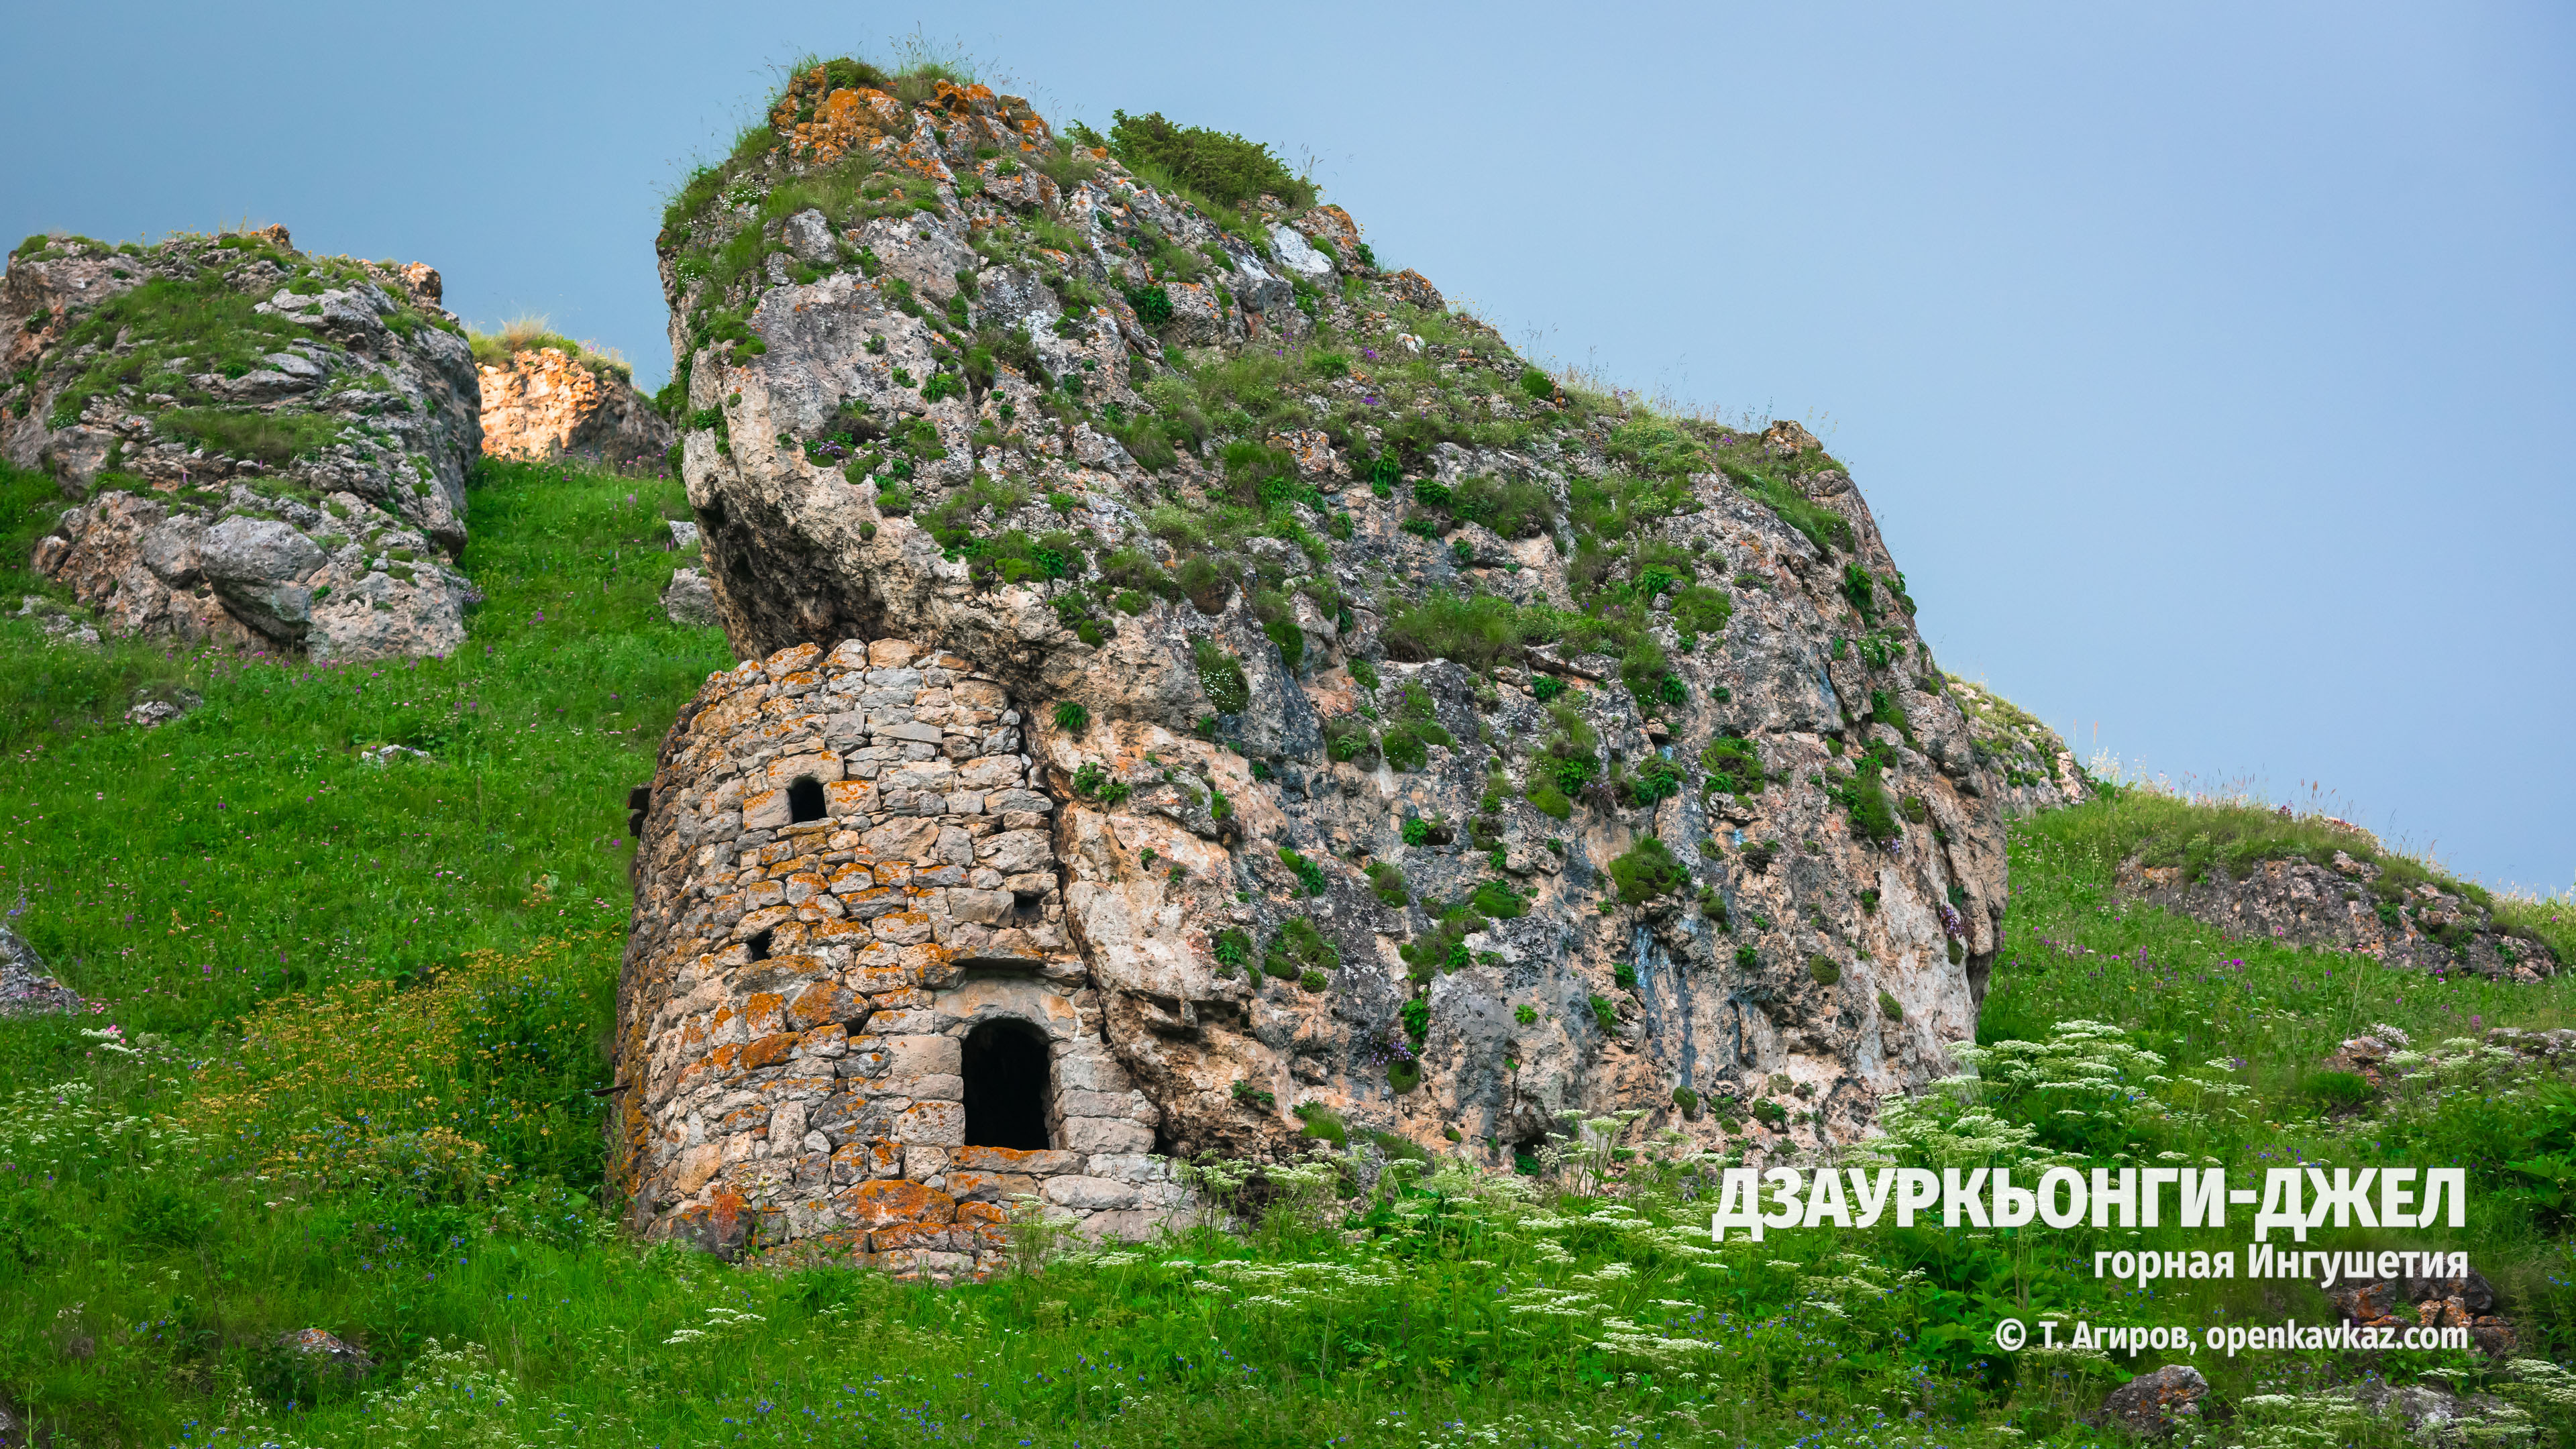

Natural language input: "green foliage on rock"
[1607,837,1686,903]
[1193,637,1249,714]
[1108,110,1317,212]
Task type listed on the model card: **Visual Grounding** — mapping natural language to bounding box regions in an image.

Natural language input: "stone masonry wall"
[478,345,674,468]
[614,639,1181,1277]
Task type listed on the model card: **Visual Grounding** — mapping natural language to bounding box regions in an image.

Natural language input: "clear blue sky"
[6,1,2569,892]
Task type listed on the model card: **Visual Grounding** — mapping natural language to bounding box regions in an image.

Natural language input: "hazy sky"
[5,1,2568,890]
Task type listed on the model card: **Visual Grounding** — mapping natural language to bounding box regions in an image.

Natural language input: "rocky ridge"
[2116,849,2556,981]
[631,62,2015,1182]
[2,225,482,659]
[1945,676,2090,818]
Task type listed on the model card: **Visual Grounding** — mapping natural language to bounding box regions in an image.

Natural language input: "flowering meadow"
[1,457,2572,1446]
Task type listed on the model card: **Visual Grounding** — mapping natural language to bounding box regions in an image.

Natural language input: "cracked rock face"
[3,226,481,659]
[637,68,2010,1182]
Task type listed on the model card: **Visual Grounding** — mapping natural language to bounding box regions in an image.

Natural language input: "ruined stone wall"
[478,346,673,468]
[615,639,1181,1276]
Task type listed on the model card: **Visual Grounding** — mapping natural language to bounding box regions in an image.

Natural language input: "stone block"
[947,1170,1038,1203]
[1084,1153,1166,1183]
[955,1200,1008,1225]
[1042,1175,1140,1211]
[872,911,933,945]
[829,1134,881,1181]
[979,828,1054,875]
[894,1099,965,1145]
[849,963,914,994]
[669,1144,723,1196]
[765,751,846,790]
[866,1008,934,1034]
[872,1222,971,1254]
[743,788,788,830]
[1079,1208,1173,1243]
[823,780,871,816]
[951,1144,1083,1175]
[887,1034,961,1075]
[910,1073,964,1102]
[837,1178,955,1229]
[740,1032,800,1070]
[786,981,861,1031]
[955,755,1023,791]
[946,888,1016,925]
[1058,1117,1153,1153]
[1061,1089,1148,1120]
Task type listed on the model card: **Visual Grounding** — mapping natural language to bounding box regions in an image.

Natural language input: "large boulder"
[477,341,674,468]
[628,65,2010,1191]
[2,226,481,659]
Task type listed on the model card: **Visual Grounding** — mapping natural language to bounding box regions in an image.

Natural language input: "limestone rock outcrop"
[2116,851,2555,981]
[2,227,481,659]
[477,343,673,468]
[625,64,2014,1254]
[1946,677,2090,818]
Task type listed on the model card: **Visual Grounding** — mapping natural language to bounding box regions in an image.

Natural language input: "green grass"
[151,407,347,470]
[38,274,319,429]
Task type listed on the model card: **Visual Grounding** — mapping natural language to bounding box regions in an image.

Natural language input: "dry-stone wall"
[616,639,1180,1275]
[478,345,673,468]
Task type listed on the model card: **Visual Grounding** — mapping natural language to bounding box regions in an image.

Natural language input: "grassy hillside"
[3,455,2573,1447]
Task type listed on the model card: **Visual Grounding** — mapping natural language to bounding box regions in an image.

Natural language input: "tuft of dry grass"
[467,315,632,380]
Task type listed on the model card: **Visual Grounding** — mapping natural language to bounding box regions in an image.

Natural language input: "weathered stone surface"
[663,566,719,627]
[0,929,80,1018]
[13,594,99,648]
[276,1328,375,1380]
[478,344,673,468]
[3,227,482,659]
[2322,1380,2532,1444]
[2100,1364,2218,1438]
[2117,852,2556,981]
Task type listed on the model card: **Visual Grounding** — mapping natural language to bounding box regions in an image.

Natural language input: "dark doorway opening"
[787,776,826,824]
[961,1018,1051,1150]
[745,928,773,961]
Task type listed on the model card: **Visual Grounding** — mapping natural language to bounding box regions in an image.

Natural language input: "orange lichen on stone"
[840,1179,956,1229]
[931,80,996,113]
[776,72,906,164]
[739,1032,799,1070]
